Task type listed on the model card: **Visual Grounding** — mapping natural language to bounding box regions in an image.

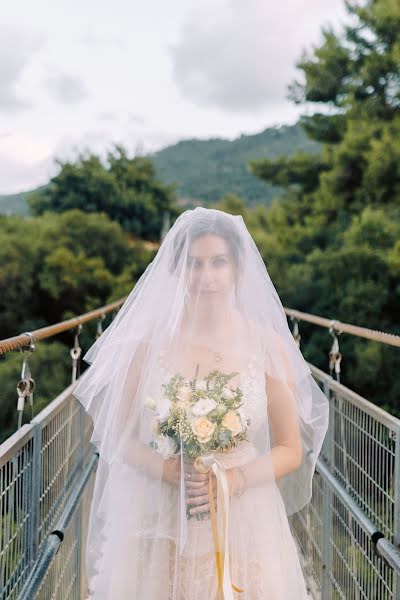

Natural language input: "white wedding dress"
[87,352,310,599]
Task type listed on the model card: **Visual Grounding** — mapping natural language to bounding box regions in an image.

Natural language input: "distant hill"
[0,122,321,215]
[150,122,321,206]
[0,186,47,217]
[0,191,32,216]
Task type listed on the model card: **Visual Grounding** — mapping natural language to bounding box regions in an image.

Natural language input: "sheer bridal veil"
[73,206,329,597]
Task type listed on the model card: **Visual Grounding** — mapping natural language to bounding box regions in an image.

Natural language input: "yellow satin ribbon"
[207,461,244,598]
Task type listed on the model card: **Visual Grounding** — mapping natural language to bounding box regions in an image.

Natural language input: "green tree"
[246,0,400,411]
[29,145,178,241]
[0,210,155,339]
[0,209,158,438]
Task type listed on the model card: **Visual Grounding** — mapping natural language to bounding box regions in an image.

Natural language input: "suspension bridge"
[1,298,400,599]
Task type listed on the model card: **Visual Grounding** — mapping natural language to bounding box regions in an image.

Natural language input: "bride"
[73,207,329,599]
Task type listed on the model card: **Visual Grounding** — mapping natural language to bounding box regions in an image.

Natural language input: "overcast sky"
[0,0,348,194]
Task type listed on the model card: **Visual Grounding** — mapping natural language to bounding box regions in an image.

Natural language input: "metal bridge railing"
[291,364,400,599]
[0,385,94,600]
[1,297,123,600]
[1,299,400,599]
[18,451,98,600]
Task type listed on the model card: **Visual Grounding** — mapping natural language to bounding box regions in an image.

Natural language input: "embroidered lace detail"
[239,354,268,434]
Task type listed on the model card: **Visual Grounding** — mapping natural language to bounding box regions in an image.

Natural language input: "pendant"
[214,351,223,363]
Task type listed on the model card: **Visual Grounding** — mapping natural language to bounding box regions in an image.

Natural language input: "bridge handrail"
[0,297,127,355]
[284,307,400,347]
[0,297,399,356]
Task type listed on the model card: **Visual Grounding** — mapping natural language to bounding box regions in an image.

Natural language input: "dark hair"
[170,211,242,274]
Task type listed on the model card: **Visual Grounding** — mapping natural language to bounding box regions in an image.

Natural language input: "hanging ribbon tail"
[205,456,244,598]
[178,429,188,554]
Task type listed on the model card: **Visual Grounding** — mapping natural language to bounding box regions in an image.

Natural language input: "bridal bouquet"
[145,367,250,518]
[146,367,249,458]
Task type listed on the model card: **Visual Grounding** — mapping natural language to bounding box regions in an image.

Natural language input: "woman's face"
[185,234,236,300]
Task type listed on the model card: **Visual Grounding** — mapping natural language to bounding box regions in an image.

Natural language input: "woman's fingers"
[184,471,208,482]
[183,459,210,474]
[184,464,208,479]
[186,492,209,506]
[185,474,213,492]
[187,503,217,515]
[186,473,217,492]
[185,479,205,490]
[190,502,210,515]
[186,480,218,517]
[183,462,218,515]
[186,482,209,496]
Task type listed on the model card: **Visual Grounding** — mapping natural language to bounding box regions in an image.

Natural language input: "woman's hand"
[181,457,242,515]
[162,456,181,486]
[183,461,238,515]
[184,458,217,516]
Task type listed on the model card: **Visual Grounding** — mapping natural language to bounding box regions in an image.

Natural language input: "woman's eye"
[214,258,227,267]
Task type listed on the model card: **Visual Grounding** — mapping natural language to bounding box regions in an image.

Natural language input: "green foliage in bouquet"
[147,367,250,460]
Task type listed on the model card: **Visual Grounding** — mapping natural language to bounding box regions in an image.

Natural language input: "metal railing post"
[392,423,400,598]
[321,380,333,599]
[29,423,41,566]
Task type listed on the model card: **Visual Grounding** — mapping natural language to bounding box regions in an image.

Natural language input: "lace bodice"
[238,354,268,433]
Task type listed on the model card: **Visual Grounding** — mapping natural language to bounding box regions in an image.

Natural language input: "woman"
[73,207,329,599]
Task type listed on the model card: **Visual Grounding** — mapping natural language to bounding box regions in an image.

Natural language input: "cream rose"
[222,411,242,436]
[177,385,192,405]
[191,416,216,444]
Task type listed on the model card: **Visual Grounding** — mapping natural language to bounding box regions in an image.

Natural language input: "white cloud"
[0,132,51,165]
[79,33,126,49]
[0,133,54,192]
[129,114,146,126]
[0,0,348,193]
[0,25,44,112]
[169,0,347,113]
[98,111,117,122]
[45,72,89,104]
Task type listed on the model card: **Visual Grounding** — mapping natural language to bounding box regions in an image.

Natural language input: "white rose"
[192,397,217,416]
[195,379,208,391]
[222,386,236,400]
[185,405,194,419]
[144,395,157,411]
[157,397,172,421]
[155,435,177,459]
